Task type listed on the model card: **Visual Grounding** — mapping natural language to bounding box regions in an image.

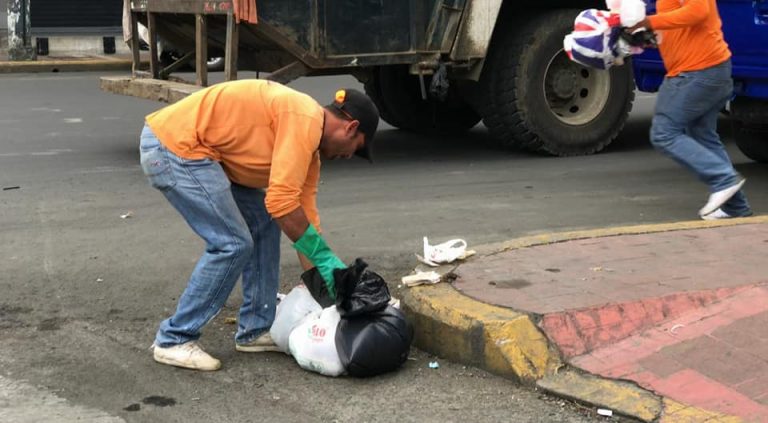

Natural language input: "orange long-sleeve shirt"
[145,80,324,229]
[648,0,731,77]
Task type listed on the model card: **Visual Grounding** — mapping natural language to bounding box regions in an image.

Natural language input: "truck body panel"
[450,0,503,61]
[633,0,768,99]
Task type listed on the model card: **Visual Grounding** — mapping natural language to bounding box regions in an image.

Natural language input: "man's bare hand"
[275,207,310,242]
[627,17,651,33]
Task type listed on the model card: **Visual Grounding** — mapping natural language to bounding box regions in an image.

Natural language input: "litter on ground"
[401,271,442,287]
[416,237,475,267]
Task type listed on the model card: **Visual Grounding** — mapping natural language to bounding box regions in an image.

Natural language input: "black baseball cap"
[329,88,380,162]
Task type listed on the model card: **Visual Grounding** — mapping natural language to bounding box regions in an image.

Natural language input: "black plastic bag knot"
[333,258,391,317]
[301,258,391,316]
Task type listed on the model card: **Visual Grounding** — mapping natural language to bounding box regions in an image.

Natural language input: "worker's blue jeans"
[139,125,281,348]
[650,60,750,216]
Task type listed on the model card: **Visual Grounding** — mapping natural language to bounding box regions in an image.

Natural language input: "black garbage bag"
[619,28,658,49]
[335,305,413,378]
[300,267,335,308]
[333,258,391,317]
[301,258,391,314]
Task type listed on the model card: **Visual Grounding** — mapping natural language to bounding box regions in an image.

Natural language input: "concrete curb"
[402,282,562,383]
[401,216,767,422]
[100,75,201,104]
[0,58,142,73]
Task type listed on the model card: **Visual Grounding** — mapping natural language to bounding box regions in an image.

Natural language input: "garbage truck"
[102,0,768,160]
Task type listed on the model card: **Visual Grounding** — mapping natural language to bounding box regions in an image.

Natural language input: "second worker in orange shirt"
[138,80,379,371]
[631,0,751,219]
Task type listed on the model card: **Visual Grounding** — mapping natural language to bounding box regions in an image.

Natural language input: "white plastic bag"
[605,0,622,11]
[288,306,345,377]
[604,0,646,26]
[270,285,322,353]
[417,237,468,267]
[620,0,646,27]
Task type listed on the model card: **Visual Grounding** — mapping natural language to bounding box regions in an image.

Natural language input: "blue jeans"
[650,60,751,216]
[139,125,281,347]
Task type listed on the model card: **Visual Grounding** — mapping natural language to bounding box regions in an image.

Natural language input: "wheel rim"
[543,49,611,126]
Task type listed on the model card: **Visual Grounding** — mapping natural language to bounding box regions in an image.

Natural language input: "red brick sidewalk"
[454,223,768,421]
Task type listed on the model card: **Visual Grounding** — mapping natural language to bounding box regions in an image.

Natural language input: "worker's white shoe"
[699,179,745,217]
[701,208,733,221]
[235,332,280,352]
[152,342,221,371]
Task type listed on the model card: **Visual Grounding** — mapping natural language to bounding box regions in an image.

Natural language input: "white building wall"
[0,0,8,50]
[1,0,8,31]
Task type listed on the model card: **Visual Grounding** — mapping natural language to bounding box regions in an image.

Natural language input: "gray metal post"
[7,0,35,60]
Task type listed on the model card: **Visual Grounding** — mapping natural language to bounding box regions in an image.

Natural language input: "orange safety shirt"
[145,80,324,230]
[648,0,731,77]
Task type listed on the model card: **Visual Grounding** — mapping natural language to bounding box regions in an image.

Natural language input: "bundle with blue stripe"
[564,0,650,70]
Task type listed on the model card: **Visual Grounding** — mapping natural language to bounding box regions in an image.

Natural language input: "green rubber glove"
[293,224,345,300]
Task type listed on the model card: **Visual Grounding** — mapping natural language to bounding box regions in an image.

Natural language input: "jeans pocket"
[181,157,231,193]
[140,144,177,192]
[669,74,693,90]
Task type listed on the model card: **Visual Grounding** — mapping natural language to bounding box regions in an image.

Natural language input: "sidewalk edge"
[481,215,768,256]
[0,59,141,73]
[401,217,765,421]
[537,370,662,422]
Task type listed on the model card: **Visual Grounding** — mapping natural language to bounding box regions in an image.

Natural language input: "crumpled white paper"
[401,271,442,287]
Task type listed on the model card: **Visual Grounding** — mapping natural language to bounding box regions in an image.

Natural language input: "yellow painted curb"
[486,215,768,254]
[537,370,662,422]
[661,399,744,423]
[401,217,767,421]
[401,283,561,383]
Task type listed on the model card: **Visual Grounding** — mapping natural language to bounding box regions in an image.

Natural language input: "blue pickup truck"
[107,0,767,160]
[634,0,768,162]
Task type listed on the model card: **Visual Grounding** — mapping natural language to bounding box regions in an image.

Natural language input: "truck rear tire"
[364,65,481,133]
[480,9,635,156]
[731,97,768,163]
[733,124,768,163]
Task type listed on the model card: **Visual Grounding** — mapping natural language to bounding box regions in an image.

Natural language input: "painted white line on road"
[63,118,83,123]
[76,166,139,174]
[11,75,92,82]
[0,149,74,157]
[29,107,62,112]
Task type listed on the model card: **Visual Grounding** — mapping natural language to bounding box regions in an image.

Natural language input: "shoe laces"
[152,341,208,356]
[180,341,205,354]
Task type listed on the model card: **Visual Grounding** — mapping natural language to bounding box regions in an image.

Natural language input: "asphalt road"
[0,71,765,423]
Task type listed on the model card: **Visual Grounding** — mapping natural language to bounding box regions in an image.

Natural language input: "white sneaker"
[701,208,734,221]
[699,179,746,217]
[152,342,221,371]
[235,332,280,352]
